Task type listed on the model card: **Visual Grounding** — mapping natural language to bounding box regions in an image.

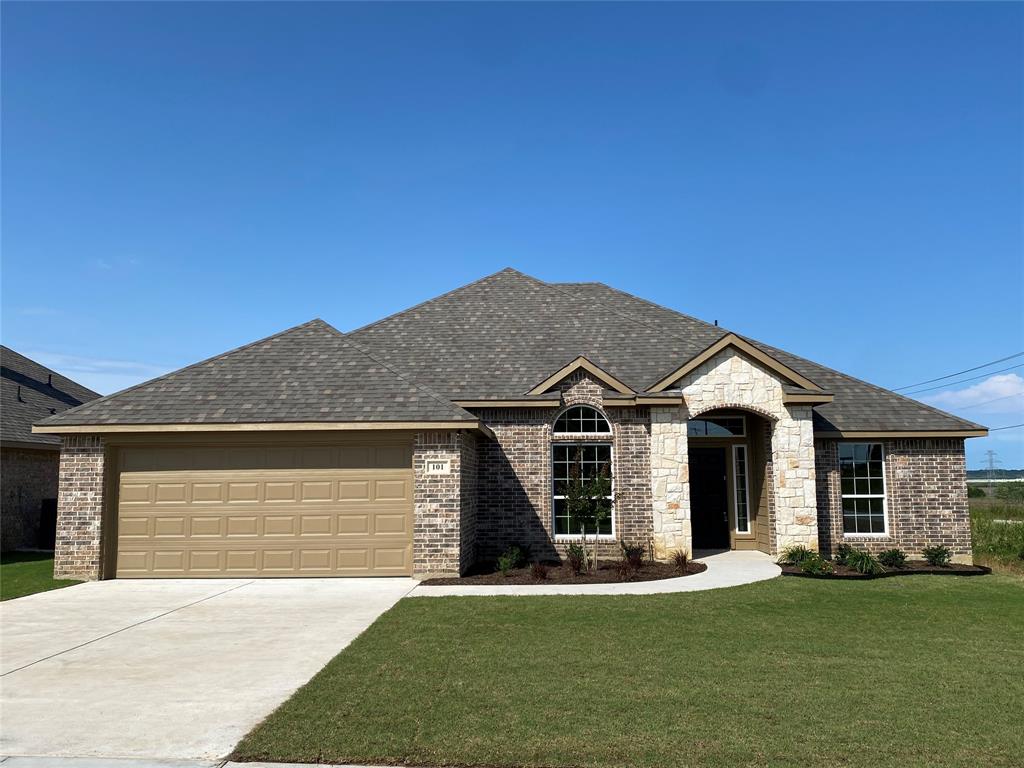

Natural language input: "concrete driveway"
[0,577,416,761]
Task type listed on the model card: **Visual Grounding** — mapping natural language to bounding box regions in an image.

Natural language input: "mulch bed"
[781,560,991,580]
[421,559,707,585]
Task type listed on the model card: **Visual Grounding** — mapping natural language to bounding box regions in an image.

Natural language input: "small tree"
[562,449,612,572]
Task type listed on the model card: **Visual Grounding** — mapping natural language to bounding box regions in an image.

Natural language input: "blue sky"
[2,2,1021,468]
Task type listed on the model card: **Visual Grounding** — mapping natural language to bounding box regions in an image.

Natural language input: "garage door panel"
[116,446,413,577]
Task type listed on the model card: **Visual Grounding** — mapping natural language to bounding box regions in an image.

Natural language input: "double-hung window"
[839,443,887,535]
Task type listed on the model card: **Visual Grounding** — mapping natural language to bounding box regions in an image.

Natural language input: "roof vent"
[714,320,718,327]
[48,373,53,386]
[17,385,24,402]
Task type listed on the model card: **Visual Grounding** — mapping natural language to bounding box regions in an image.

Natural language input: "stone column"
[413,430,464,577]
[54,435,106,580]
[650,406,689,560]
[771,405,819,552]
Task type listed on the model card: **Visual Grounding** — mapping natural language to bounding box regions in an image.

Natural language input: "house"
[2,346,100,551]
[34,269,986,579]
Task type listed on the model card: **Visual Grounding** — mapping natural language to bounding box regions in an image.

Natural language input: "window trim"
[732,444,751,535]
[839,442,889,537]
[552,404,612,436]
[551,441,616,540]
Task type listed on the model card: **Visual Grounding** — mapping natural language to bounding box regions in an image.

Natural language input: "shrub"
[778,544,815,566]
[620,541,645,569]
[616,557,638,581]
[565,542,587,575]
[530,562,548,581]
[496,552,517,576]
[671,549,689,573]
[496,544,528,575]
[995,482,1024,503]
[845,548,885,575]
[878,548,908,568]
[799,553,834,575]
[834,543,856,566]
[967,485,987,498]
[922,545,952,566]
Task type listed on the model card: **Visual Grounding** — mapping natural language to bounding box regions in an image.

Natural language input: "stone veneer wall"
[475,371,652,562]
[651,349,818,557]
[1,446,60,551]
[816,438,972,562]
[53,435,106,580]
[413,430,466,576]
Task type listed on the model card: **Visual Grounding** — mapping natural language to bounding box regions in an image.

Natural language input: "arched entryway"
[687,407,774,553]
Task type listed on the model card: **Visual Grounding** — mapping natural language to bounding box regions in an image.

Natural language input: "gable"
[527,356,634,396]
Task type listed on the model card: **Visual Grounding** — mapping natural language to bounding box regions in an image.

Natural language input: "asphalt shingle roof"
[2,346,101,446]
[35,269,984,434]
[552,281,985,433]
[38,320,476,427]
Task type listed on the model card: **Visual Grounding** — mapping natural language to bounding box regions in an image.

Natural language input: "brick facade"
[413,430,474,577]
[1,446,60,551]
[816,438,972,562]
[53,435,106,580]
[475,371,653,562]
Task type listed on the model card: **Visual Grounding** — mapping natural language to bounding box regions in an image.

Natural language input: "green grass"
[0,552,81,601]
[971,499,1024,574]
[234,575,1024,768]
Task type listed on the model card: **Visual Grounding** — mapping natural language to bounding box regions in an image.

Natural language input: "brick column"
[413,430,464,577]
[54,435,106,580]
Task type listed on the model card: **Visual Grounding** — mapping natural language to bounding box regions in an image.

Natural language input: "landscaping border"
[780,564,991,580]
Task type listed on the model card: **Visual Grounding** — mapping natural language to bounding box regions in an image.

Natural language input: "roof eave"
[32,420,493,438]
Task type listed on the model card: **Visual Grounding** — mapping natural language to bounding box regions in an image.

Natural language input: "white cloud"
[924,373,1024,415]
[25,351,170,396]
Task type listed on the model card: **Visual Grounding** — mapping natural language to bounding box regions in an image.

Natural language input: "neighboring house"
[34,269,986,580]
[2,346,100,551]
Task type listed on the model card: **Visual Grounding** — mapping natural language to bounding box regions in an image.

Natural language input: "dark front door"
[690,447,730,550]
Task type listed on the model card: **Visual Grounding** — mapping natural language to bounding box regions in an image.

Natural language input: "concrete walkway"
[408,549,780,597]
[0,578,416,762]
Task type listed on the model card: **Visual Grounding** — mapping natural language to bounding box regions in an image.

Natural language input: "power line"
[901,363,1024,396]
[990,423,1024,431]
[893,352,1024,391]
[954,392,1024,410]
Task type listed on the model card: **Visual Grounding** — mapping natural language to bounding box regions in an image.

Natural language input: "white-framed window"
[554,405,611,434]
[839,443,888,535]
[688,415,746,437]
[551,443,614,537]
[733,444,751,534]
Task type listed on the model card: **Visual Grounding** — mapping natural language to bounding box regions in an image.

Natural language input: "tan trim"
[33,421,484,435]
[649,334,821,392]
[602,396,685,407]
[816,430,988,439]
[454,400,561,408]
[782,392,835,404]
[527,356,634,395]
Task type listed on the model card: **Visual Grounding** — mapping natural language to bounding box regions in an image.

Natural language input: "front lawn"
[0,552,81,601]
[235,575,1024,768]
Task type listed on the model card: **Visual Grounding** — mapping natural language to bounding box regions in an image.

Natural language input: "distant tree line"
[966,469,1024,479]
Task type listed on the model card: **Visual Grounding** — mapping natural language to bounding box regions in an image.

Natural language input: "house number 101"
[425,459,451,475]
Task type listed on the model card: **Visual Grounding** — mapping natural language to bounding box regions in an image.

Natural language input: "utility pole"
[984,450,1001,497]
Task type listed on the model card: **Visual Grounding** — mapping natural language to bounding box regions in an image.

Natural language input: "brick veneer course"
[53,435,105,580]
[1,447,60,551]
[413,430,467,577]
[815,438,972,562]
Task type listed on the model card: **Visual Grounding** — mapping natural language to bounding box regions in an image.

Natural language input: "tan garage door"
[115,442,413,577]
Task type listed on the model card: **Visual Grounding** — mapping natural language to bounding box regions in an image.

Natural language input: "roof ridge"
[1,345,102,399]
[37,318,328,426]
[319,324,475,420]
[346,267,522,336]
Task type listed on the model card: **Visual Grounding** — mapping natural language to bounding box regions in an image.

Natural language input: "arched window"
[552,406,613,537]
[553,405,611,434]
